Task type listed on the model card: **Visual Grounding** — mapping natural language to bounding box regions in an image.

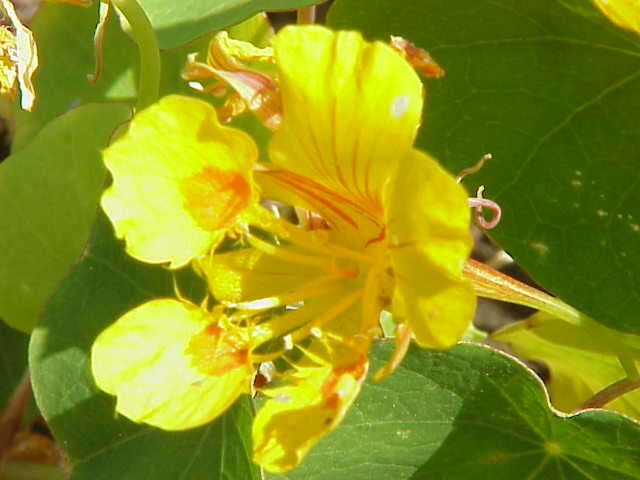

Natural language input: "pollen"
[181,166,251,231]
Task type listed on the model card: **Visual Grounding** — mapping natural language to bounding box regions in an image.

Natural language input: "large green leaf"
[137,0,320,49]
[0,103,131,331]
[328,0,640,333]
[29,213,257,480]
[270,343,640,479]
[493,312,640,419]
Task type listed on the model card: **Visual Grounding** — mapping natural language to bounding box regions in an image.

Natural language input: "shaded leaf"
[0,103,131,331]
[0,321,29,409]
[270,343,640,480]
[328,0,640,333]
[29,214,257,480]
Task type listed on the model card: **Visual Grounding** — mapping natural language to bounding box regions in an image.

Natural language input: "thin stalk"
[111,0,160,110]
[464,258,585,326]
[297,5,316,24]
[579,376,640,410]
[0,370,31,457]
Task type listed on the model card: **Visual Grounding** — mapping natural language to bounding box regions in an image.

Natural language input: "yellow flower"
[92,25,476,473]
[594,0,640,34]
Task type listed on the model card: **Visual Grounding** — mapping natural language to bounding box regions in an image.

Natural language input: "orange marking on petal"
[186,322,249,376]
[265,172,358,229]
[321,355,368,410]
[263,170,382,228]
[365,226,386,247]
[181,166,251,232]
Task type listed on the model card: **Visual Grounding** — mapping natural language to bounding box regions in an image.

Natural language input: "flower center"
[186,321,250,376]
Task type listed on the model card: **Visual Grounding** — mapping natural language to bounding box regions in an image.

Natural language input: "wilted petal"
[0,0,38,110]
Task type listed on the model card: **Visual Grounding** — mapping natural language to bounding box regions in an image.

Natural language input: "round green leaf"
[0,103,131,331]
[270,343,640,479]
[29,214,256,480]
[328,0,640,333]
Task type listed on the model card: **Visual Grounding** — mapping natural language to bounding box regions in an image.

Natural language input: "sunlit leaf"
[0,103,131,331]
[329,0,640,334]
[493,312,640,419]
[270,343,640,480]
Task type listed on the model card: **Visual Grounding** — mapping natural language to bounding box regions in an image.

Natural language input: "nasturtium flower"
[594,0,640,34]
[92,25,476,473]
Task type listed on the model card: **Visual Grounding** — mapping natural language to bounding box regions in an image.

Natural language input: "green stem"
[464,259,585,326]
[111,0,160,110]
[579,376,640,410]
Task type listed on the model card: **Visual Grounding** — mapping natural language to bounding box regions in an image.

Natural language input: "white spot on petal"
[390,95,409,118]
[631,224,640,232]
[596,209,608,217]
[570,179,583,188]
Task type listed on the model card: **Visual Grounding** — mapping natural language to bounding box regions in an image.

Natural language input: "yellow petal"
[101,95,258,268]
[387,150,476,348]
[594,0,640,34]
[0,0,38,110]
[253,355,368,472]
[269,25,423,212]
[0,26,17,98]
[196,247,326,303]
[91,299,253,430]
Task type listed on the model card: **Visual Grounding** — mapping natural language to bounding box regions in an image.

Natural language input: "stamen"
[468,185,502,229]
[456,153,492,183]
[231,274,344,311]
[279,220,376,265]
[361,265,383,333]
[247,233,330,269]
[292,289,363,343]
